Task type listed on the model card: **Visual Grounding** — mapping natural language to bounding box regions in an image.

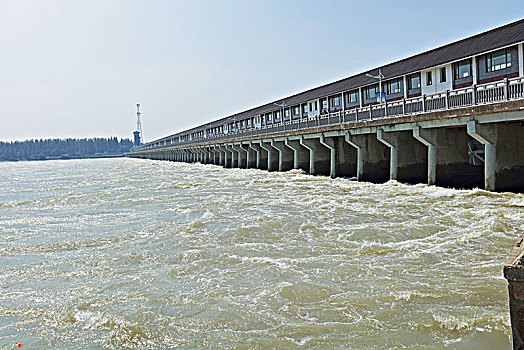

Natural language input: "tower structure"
[133,103,142,146]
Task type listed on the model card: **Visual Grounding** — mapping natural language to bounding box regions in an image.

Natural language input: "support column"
[217,146,224,166]
[319,134,336,178]
[232,144,247,168]
[377,130,398,180]
[472,56,478,85]
[285,138,309,171]
[300,136,316,175]
[300,136,331,176]
[344,132,390,183]
[260,141,278,171]
[192,149,197,163]
[519,43,524,77]
[241,144,254,169]
[378,129,428,184]
[413,126,437,185]
[467,120,496,191]
[226,144,237,168]
[211,147,219,165]
[344,132,364,181]
[271,139,294,172]
[219,145,231,167]
[248,142,261,169]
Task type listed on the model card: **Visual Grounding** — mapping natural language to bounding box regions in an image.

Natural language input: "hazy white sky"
[1,0,522,142]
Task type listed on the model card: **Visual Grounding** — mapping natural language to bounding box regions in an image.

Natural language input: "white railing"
[132,76,524,152]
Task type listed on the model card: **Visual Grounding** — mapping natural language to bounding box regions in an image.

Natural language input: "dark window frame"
[385,78,402,95]
[407,73,421,90]
[486,48,512,72]
[330,95,341,108]
[453,60,472,80]
[345,90,359,104]
[440,67,447,83]
[365,84,379,99]
[426,71,432,86]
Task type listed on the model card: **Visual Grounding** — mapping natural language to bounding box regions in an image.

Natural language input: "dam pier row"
[128,20,524,192]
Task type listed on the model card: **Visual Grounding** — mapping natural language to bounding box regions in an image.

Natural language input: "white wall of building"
[307,99,320,118]
[519,43,524,77]
[421,64,452,95]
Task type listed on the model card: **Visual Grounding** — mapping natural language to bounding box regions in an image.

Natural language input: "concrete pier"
[285,138,309,171]
[504,234,524,349]
[270,140,293,172]
[300,136,330,176]
[260,141,278,171]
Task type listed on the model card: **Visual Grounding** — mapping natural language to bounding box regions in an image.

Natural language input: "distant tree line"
[0,137,133,161]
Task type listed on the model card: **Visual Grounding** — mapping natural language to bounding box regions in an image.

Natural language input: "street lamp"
[366,68,385,104]
[274,100,286,125]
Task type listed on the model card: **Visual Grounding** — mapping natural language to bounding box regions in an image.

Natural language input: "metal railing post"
[472,85,477,105]
[504,78,509,100]
[402,98,406,114]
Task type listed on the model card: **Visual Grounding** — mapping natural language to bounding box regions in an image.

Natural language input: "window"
[309,102,313,112]
[294,106,300,115]
[321,98,328,110]
[345,90,359,104]
[284,109,290,117]
[386,79,401,94]
[408,73,421,90]
[487,48,512,72]
[440,67,447,83]
[426,71,432,86]
[365,84,378,99]
[454,60,471,79]
[303,104,308,114]
[330,96,341,107]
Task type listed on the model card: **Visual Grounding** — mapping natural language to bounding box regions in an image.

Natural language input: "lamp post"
[366,69,385,104]
[274,100,287,125]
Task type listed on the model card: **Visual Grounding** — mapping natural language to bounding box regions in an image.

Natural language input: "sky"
[1,0,522,142]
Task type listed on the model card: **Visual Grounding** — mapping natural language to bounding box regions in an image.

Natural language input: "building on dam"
[128,19,524,192]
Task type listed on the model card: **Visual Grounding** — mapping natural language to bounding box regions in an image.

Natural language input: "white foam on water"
[0,158,518,349]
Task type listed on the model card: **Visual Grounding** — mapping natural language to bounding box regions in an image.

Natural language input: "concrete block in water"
[504,234,524,349]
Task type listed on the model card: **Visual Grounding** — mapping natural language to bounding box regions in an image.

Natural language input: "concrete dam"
[128,20,524,193]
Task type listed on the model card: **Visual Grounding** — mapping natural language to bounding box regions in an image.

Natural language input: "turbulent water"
[0,158,523,349]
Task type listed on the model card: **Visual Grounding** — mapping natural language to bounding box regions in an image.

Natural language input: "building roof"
[157,18,524,142]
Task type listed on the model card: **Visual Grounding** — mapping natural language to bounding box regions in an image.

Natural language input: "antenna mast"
[133,103,143,146]
[136,103,142,143]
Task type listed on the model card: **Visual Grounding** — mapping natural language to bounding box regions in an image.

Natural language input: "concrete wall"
[434,127,484,189]
[301,137,331,176]
[334,136,357,177]
[493,122,524,192]
[350,133,390,183]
